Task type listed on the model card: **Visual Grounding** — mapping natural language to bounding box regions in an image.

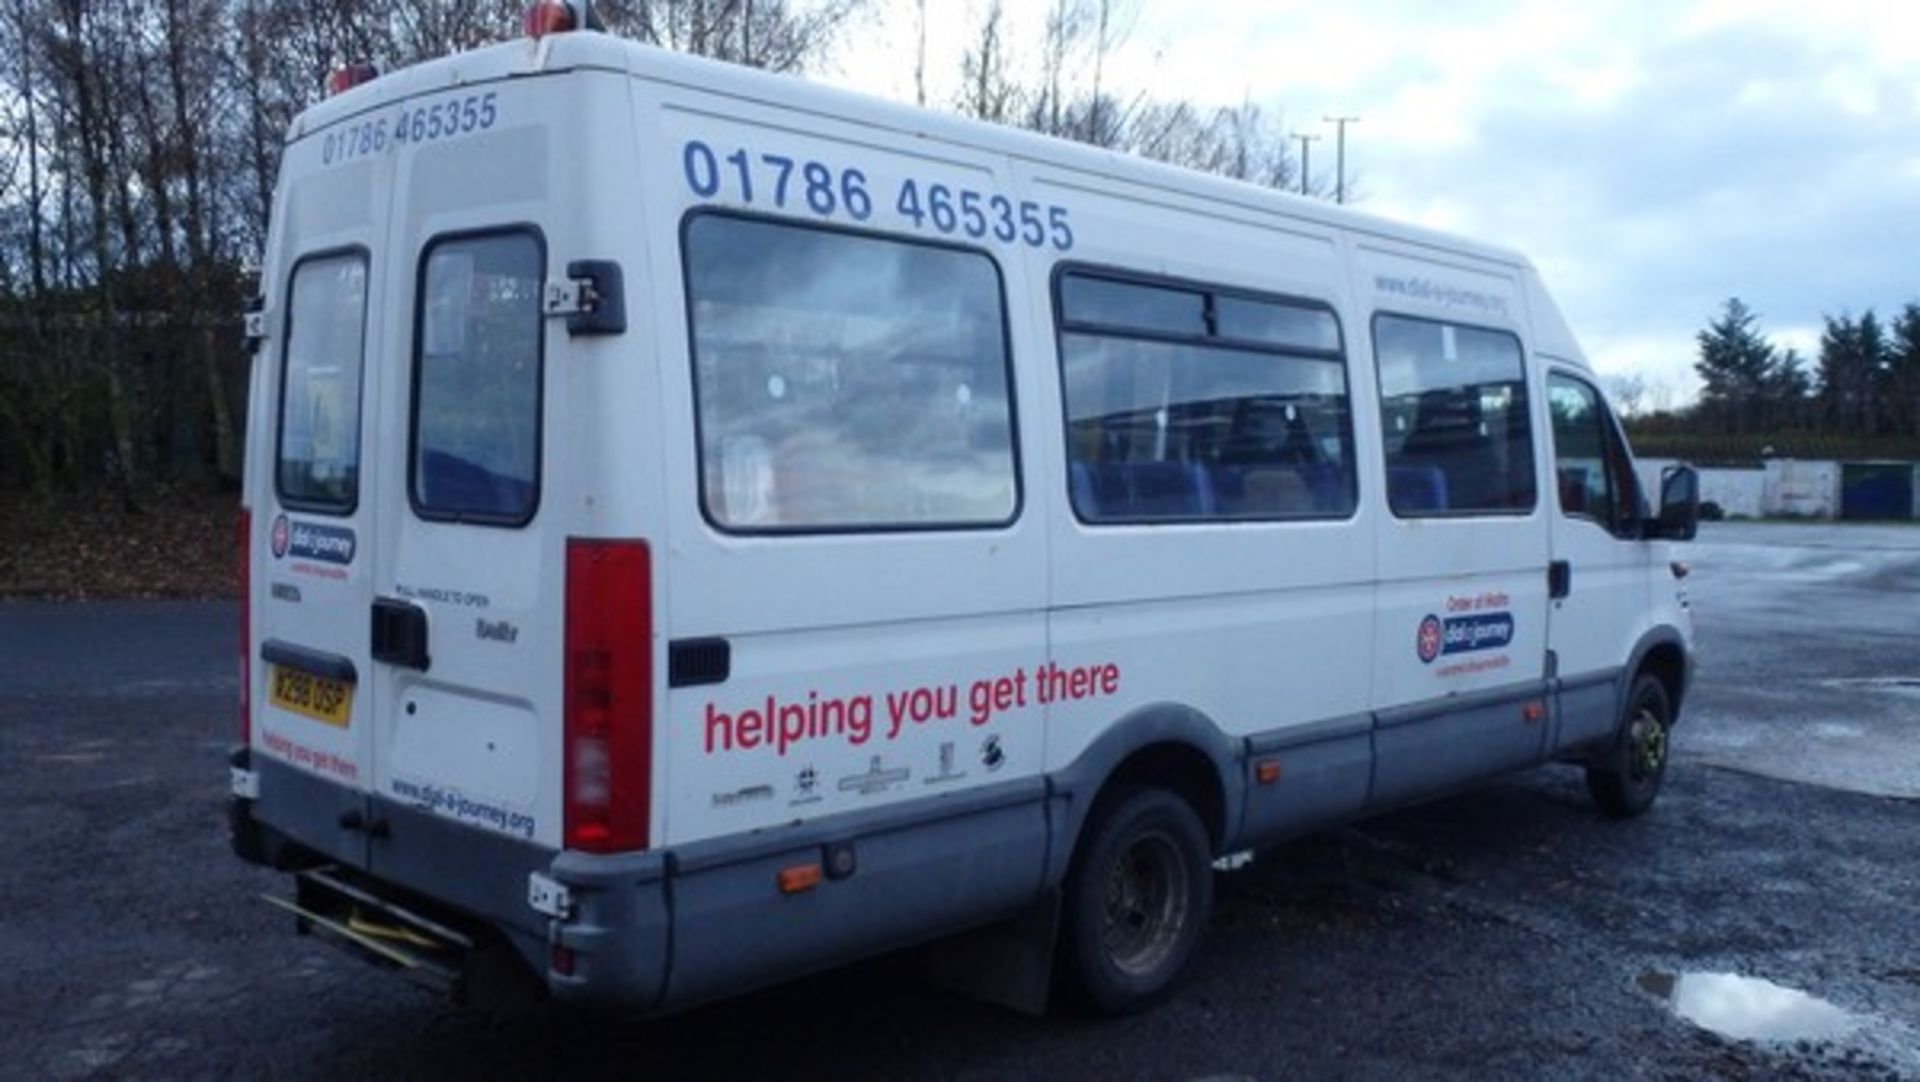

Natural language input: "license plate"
[268,665,353,727]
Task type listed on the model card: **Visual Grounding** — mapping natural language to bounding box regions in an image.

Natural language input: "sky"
[823,1,1920,407]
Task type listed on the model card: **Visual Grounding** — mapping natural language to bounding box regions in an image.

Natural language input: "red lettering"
[705,702,733,754]
[968,670,1029,727]
[1038,660,1122,704]
[737,704,765,749]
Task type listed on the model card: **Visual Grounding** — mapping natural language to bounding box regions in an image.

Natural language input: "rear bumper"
[232,748,649,1004]
[231,748,1046,1015]
[231,748,670,1009]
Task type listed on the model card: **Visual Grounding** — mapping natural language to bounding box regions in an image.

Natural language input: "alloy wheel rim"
[1630,707,1667,781]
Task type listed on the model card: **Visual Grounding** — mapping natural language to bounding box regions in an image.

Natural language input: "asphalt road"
[2,522,1916,1080]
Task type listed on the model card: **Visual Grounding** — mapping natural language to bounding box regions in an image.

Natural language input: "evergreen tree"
[1694,298,1776,434]
[1817,310,1888,434]
[1888,303,1920,436]
[1767,348,1813,430]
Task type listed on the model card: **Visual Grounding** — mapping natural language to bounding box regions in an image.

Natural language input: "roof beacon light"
[326,62,380,97]
[524,1,578,38]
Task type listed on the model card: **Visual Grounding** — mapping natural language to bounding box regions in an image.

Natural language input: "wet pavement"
[1,521,1917,1080]
[1682,522,1920,800]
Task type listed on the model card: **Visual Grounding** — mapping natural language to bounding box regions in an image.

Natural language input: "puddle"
[1639,971,1859,1043]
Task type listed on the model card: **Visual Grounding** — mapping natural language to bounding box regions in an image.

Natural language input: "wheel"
[1059,787,1214,1014]
[1585,673,1673,818]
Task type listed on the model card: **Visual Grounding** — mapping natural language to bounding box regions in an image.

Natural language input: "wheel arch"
[1624,626,1691,722]
[1043,702,1243,888]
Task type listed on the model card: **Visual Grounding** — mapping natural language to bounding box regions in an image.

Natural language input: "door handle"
[371,598,431,671]
[1548,560,1572,600]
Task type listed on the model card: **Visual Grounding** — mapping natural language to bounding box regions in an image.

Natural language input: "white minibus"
[231,12,1699,1015]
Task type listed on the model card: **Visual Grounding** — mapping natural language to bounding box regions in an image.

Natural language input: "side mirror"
[1653,464,1700,541]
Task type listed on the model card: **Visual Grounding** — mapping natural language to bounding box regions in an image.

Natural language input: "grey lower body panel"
[1552,669,1624,753]
[251,751,367,869]
[1240,714,1373,844]
[655,779,1047,1010]
[1370,680,1550,808]
[237,751,1047,1016]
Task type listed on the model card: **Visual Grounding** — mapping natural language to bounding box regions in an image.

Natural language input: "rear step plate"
[261,894,464,993]
[264,866,478,996]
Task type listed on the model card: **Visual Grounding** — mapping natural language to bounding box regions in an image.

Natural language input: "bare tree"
[1606,373,1648,419]
[601,0,867,72]
[955,0,1019,124]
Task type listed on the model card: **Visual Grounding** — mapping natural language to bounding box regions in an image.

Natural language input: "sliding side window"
[1372,314,1536,516]
[277,251,369,514]
[1056,269,1355,523]
[685,213,1019,532]
[411,229,545,526]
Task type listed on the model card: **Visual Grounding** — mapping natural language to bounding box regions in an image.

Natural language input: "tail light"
[564,539,652,852]
[238,508,252,746]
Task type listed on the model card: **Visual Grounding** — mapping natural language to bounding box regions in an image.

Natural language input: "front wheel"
[1059,787,1214,1014]
[1585,673,1673,818]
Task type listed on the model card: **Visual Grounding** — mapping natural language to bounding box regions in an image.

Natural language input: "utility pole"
[1323,115,1359,204]
[914,0,927,107]
[1290,132,1320,197]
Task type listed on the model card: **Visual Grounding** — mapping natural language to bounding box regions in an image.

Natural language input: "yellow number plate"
[268,665,353,728]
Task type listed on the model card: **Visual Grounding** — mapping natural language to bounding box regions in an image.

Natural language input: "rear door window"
[410,230,545,525]
[277,252,369,513]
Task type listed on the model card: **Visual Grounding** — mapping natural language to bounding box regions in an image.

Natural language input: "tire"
[1059,787,1214,1014]
[1585,673,1673,818]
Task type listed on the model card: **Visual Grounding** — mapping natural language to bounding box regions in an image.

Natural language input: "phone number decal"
[322,91,500,166]
[682,139,1074,251]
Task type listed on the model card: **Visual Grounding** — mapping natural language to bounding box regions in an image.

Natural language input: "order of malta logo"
[1416,614,1444,665]
[269,513,291,559]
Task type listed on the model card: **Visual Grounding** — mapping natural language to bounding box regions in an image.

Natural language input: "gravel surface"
[2,522,1916,1080]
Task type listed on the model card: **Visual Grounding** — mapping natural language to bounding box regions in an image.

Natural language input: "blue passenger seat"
[1072,460,1216,519]
[1388,465,1449,512]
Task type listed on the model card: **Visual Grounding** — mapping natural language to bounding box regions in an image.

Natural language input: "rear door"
[365,76,585,863]
[253,135,395,867]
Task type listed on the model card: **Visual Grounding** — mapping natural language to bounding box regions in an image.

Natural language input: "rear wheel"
[1585,673,1672,818]
[1059,787,1214,1014]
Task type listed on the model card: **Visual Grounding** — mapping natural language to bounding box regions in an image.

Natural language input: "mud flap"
[927,887,1062,1016]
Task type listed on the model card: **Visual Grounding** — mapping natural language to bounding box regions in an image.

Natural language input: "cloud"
[829,1,1920,401]
[1116,1,1920,398]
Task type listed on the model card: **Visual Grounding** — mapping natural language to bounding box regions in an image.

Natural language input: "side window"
[685,213,1018,532]
[1549,373,1639,533]
[411,230,544,525]
[1372,313,1536,516]
[277,252,369,513]
[1056,270,1355,523]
